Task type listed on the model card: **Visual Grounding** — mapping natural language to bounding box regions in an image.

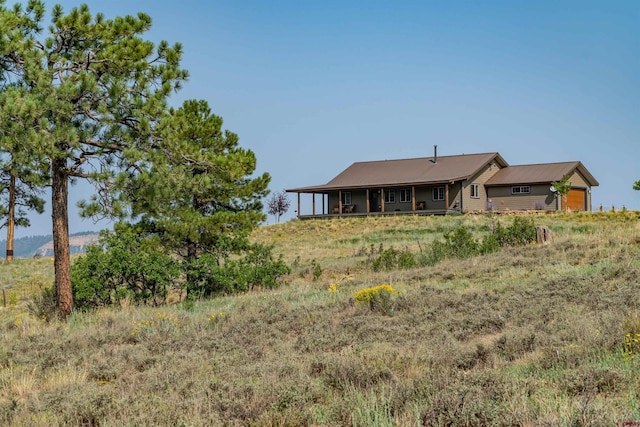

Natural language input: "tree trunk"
[6,174,15,261]
[52,158,73,318]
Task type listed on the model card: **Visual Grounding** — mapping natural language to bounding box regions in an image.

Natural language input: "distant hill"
[0,231,100,258]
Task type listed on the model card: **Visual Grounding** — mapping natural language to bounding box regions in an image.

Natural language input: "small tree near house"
[634,180,640,191]
[267,190,291,223]
[551,174,571,211]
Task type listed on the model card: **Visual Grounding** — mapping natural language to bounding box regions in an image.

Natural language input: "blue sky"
[11,0,640,236]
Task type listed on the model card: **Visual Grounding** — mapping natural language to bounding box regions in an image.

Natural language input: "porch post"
[412,186,416,211]
[339,190,342,214]
[381,188,385,213]
[322,194,326,215]
[312,193,316,215]
[366,189,370,213]
[297,193,301,218]
[445,184,449,209]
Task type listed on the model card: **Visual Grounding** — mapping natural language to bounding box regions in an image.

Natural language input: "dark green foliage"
[238,243,290,290]
[72,226,180,309]
[129,99,270,263]
[372,247,416,271]
[442,227,480,258]
[72,226,290,307]
[491,216,536,246]
[185,244,290,299]
[634,180,640,191]
[396,217,537,269]
[418,227,481,266]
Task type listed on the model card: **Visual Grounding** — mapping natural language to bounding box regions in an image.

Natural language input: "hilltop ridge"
[0,231,100,258]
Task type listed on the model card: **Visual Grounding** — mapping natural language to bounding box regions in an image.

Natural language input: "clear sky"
[11,0,640,236]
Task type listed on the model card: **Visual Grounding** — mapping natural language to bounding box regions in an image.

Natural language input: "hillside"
[0,232,100,258]
[1,212,639,426]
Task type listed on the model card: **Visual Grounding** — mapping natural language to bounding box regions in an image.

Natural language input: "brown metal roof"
[287,152,508,193]
[485,161,599,187]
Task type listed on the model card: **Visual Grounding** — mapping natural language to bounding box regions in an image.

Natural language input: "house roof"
[287,152,508,193]
[484,161,599,187]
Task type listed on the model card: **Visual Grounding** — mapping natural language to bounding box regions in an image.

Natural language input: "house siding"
[487,185,557,211]
[463,161,502,212]
[328,190,367,213]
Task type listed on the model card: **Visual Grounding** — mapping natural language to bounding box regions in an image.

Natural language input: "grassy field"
[1,211,640,426]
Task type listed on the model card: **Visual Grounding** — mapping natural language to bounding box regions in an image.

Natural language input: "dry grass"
[0,211,639,425]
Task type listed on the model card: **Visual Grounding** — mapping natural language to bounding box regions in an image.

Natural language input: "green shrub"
[185,244,290,298]
[418,226,481,266]
[371,247,416,271]
[231,244,291,291]
[354,284,397,314]
[491,216,536,246]
[420,218,536,266]
[72,226,181,309]
[443,227,480,259]
[311,259,323,281]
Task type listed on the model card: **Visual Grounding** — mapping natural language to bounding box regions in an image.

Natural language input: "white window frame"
[341,191,352,205]
[432,187,445,201]
[511,186,531,195]
[470,184,480,199]
[384,190,395,204]
[399,188,411,203]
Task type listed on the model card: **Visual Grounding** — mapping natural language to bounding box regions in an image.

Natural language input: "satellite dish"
[550,186,557,193]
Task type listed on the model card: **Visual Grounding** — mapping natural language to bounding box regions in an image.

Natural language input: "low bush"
[185,243,290,298]
[354,284,397,314]
[71,226,180,309]
[26,286,58,322]
[371,247,416,271]
[418,217,536,267]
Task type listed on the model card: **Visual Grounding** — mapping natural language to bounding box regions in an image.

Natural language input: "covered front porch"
[296,208,454,220]
[288,183,462,219]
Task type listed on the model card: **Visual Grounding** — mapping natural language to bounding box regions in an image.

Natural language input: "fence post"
[535,226,552,245]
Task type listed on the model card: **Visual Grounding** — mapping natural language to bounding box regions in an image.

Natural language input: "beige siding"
[462,161,502,212]
[448,184,461,210]
[568,171,588,188]
[487,185,557,211]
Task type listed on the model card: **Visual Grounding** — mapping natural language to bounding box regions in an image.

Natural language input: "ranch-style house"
[286,150,598,219]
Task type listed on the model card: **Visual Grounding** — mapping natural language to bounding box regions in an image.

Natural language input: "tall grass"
[0,211,639,425]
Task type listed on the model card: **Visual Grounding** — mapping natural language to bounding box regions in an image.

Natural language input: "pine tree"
[1,2,187,317]
[130,99,270,268]
[0,85,48,260]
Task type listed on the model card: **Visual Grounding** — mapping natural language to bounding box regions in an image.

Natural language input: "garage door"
[567,189,586,211]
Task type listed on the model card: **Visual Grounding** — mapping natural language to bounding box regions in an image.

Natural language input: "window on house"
[432,187,445,201]
[384,190,395,204]
[511,186,531,195]
[470,184,480,199]
[399,189,411,203]
[341,192,352,205]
